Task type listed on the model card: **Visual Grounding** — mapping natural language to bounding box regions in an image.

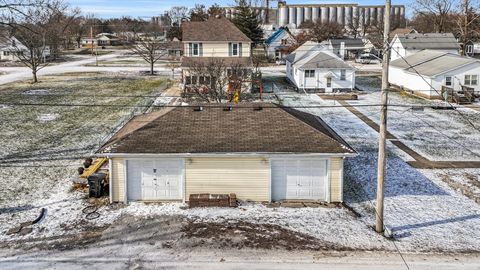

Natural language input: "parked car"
[355,53,381,64]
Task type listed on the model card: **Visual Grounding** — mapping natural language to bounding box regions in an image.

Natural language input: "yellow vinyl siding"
[329,157,344,202]
[111,158,125,202]
[185,157,269,201]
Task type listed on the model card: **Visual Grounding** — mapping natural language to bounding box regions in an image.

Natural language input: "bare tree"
[412,0,455,32]
[131,24,167,75]
[6,0,72,83]
[44,3,79,59]
[302,20,345,42]
[167,6,189,25]
[185,58,250,103]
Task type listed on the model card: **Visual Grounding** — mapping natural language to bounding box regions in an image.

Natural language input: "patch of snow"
[0,104,13,109]
[23,89,50,95]
[37,113,59,122]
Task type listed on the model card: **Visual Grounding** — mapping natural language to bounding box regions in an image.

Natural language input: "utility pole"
[376,0,391,234]
[463,0,468,56]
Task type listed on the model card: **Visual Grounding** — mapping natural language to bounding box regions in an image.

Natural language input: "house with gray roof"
[390,33,460,61]
[389,50,480,99]
[98,103,356,203]
[285,41,356,92]
[320,38,374,60]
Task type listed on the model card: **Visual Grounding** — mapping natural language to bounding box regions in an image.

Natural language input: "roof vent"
[193,106,203,112]
[254,106,263,111]
[223,106,233,111]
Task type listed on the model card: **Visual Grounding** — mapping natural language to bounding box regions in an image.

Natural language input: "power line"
[389,46,480,133]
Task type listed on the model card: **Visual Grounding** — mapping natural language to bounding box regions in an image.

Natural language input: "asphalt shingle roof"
[182,16,251,42]
[99,103,356,155]
[395,33,459,50]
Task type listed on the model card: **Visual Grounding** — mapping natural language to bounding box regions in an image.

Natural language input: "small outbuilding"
[98,103,356,203]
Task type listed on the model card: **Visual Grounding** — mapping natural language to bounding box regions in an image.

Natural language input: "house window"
[445,76,452,86]
[232,43,239,56]
[465,75,478,86]
[193,43,199,56]
[466,45,474,54]
[327,77,332,87]
[305,70,315,78]
[3,51,9,56]
[340,69,346,80]
[185,76,192,85]
[199,76,211,85]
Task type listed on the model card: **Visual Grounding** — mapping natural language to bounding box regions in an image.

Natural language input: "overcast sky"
[68,0,411,19]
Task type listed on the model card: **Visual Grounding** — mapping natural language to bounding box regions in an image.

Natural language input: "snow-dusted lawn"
[279,93,480,253]
[1,76,479,254]
[0,74,168,207]
[355,76,480,161]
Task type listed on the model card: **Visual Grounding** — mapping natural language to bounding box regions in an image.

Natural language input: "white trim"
[339,158,344,202]
[123,159,128,204]
[108,158,113,203]
[100,152,357,158]
[125,158,185,202]
[182,158,186,203]
[270,158,329,202]
[326,158,331,203]
[268,159,272,203]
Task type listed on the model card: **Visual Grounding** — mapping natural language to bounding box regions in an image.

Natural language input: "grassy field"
[0,74,168,207]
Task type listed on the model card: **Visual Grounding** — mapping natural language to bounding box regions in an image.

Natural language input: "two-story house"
[181,16,253,90]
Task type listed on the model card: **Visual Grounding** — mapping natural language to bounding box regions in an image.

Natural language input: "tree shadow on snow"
[343,150,449,204]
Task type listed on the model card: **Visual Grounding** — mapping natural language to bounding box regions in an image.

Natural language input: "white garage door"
[127,159,183,201]
[271,159,327,201]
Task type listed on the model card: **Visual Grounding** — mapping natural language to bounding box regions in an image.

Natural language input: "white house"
[0,36,27,61]
[389,50,480,98]
[265,27,296,62]
[320,38,371,60]
[286,41,355,92]
[390,33,460,61]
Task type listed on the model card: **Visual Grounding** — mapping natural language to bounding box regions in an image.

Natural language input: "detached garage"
[99,103,356,203]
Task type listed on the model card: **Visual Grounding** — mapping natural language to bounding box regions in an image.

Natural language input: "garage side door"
[272,159,327,201]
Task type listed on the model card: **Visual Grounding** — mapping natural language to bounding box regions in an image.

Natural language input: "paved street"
[0,51,176,85]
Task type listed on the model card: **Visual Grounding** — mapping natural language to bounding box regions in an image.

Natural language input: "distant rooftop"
[390,50,479,77]
[394,33,459,50]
